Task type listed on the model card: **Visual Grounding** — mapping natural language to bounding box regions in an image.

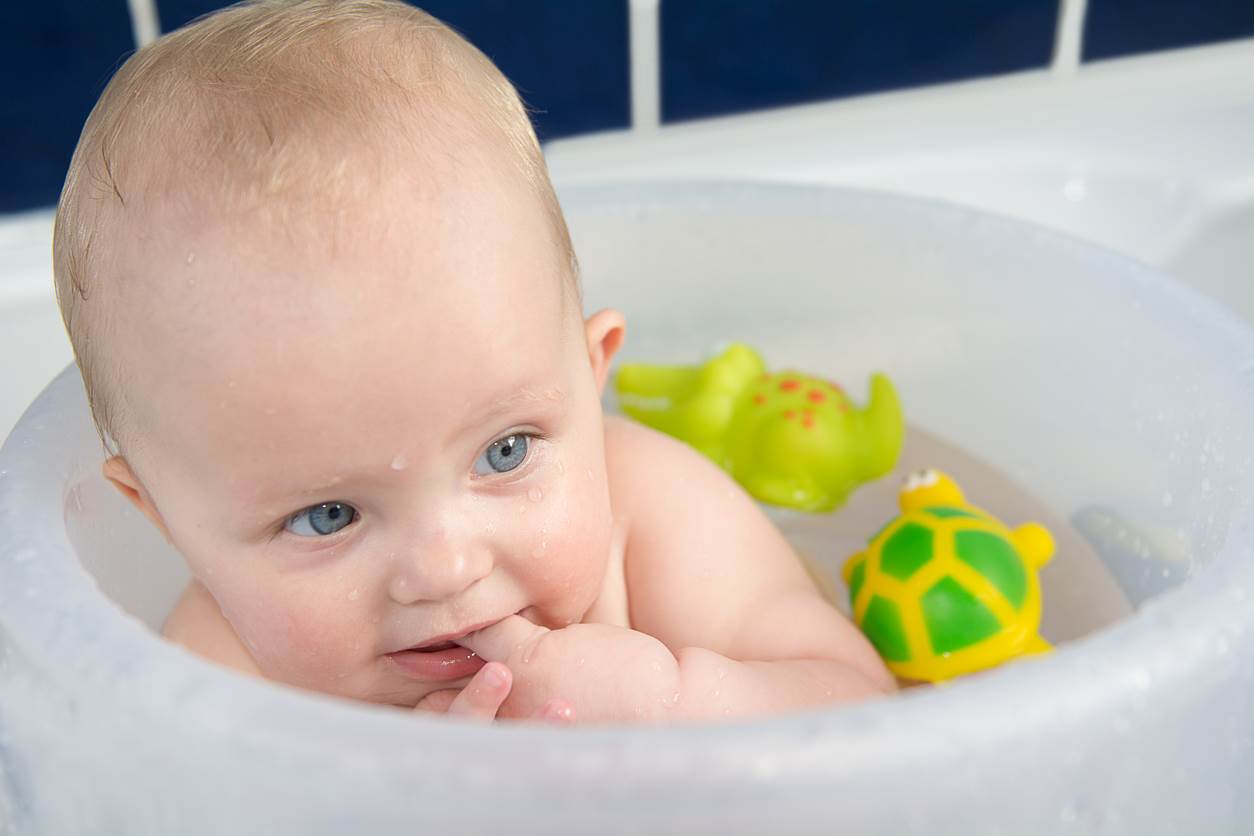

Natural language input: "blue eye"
[475,434,530,475]
[286,502,358,537]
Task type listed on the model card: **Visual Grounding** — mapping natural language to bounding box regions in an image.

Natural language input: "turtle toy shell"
[842,469,1055,683]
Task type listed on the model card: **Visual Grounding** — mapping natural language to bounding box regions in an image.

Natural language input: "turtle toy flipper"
[844,469,1055,682]
[614,343,905,512]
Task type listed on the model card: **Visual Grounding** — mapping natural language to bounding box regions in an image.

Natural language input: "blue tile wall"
[157,0,631,143]
[660,0,1059,124]
[4,0,1252,217]
[0,2,133,213]
[1084,0,1254,61]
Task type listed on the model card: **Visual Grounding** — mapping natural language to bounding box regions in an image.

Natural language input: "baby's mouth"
[387,631,487,682]
[400,617,501,655]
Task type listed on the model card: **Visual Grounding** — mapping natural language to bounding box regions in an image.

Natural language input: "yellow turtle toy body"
[843,469,1055,682]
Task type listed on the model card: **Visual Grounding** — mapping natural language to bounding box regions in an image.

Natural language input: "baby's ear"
[103,456,173,542]
[583,308,626,394]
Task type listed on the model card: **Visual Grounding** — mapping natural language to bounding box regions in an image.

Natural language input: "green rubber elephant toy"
[614,343,904,512]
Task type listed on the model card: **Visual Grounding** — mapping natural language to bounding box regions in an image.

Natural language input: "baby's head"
[53,0,625,705]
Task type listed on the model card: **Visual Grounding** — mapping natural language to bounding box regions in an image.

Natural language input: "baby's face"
[116,154,618,706]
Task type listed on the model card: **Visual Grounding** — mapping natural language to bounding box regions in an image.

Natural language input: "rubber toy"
[842,469,1054,682]
[614,343,903,512]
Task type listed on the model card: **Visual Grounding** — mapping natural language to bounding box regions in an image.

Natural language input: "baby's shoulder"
[603,413,700,474]
[601,414,732,522]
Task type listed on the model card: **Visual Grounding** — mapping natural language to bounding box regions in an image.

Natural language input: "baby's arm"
[607,417,895,711]
[463,419,893,723]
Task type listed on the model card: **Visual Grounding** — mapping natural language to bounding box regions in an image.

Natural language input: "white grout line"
[126,0,162,48]
[1052,0,1088,75]
[628,0,661,132]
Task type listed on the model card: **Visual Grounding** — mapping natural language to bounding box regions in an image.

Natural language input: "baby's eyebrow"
[472,384,566,419]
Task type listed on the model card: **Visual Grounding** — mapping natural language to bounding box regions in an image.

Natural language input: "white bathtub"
[2,182,1252,834]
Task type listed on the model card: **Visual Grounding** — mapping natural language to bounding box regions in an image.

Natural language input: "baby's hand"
[460,615,681,723]
[413,661,576,724]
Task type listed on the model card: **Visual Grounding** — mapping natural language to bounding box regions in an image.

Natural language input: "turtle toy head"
[842,469,1055,683]
[900,469,964,512]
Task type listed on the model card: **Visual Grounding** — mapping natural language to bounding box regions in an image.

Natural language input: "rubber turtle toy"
[614,343,903,512]
[842,469,1055,682]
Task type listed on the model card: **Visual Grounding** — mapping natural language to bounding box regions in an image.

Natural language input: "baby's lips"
[458,613,548,662]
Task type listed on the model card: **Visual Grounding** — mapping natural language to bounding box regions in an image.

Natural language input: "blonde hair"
[53,0,575,450]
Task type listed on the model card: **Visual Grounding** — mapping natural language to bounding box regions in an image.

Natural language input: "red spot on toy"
[807,389,826,404]
[753,394,767,405]
[779,379,800,392]
[784,410,796,420]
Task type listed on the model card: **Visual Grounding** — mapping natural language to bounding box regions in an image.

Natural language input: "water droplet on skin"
[528,487,543,503]
[556,461,566,475]
[390,454,408,471]
[186,252,196,265]
[227,379,237,389]
[347,588,360,601]
[575,657,586,668]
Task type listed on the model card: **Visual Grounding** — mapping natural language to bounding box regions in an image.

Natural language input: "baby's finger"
[460,614,549,662]
[413,689,458,713]
[443,661,512,722]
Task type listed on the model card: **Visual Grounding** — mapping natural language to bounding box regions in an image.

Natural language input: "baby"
[52,0,893,724]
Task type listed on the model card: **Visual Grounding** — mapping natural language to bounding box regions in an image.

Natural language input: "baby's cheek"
[526,472,613,615]
[227,595,349,682]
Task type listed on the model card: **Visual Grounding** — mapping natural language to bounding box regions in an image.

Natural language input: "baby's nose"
[387,529,492,604]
